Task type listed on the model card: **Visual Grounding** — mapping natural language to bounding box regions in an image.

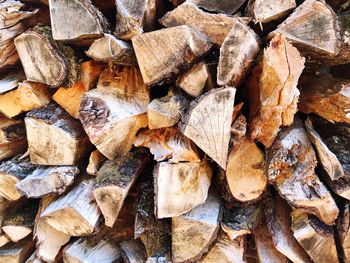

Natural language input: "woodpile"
[0,0,349,262]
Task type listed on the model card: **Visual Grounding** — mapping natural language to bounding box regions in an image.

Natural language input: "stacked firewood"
[0,0,349,262]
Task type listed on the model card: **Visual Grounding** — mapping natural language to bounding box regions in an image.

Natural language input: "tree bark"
[120,239,148,263]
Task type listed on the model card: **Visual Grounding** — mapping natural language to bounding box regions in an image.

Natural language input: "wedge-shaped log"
[93,148,149,227]
[80,60,105,91]
[48,0,110,42]
[25,103,90,165]
[80,66,149,160]
[120,239,148,263]
[134,127,200,163]
[187,0,246,14]
[86,150,106,176]
[132,25,212,86]
[86,34,137,64]
[0,235,10,249]
[266,119,339,225]
[291,210,339,263]
[299,73,350,124]
[0,71,26,95]
[180,87,236,169]
[0,236,34,263]
[154,159,212,218]
[25,253,44,263]
[160,2,239,46]
[337,204,350,262]
[172,189,222,263]
[247,34,305,147]
[16,166,79,198]
[0,81,51,118]
[217,19,261,87]
[40,179,101,236]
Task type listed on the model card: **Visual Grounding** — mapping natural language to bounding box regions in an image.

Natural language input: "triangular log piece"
[134,127,200,163]
[86,149,106,176]
[25,103,90,165]
[187,0,246,14]
[86,34,137,65]
[120,239,148,263]
[337,204,350,262]
[291,210,339,263]
[132,25,212,86]
[217,19,261,87]
[154,159,212,218]
[247,34,305,147]
[93,148,149,227]
[80,66,149,160]
[0,234,10,249]
[172,189,222,263]
[266,118,339,225]
[25,252,44,263]
[299,73,350,124]
[0,236,35,263]
[0,71,26,95]
[179,87,236,169]
[48,0,110,42]
[40,179,101,236]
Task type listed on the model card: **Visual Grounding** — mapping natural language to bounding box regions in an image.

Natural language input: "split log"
[0,234,10,249]
[299,73,350,124]
[159,2,240,46]
[80,60,105,91]
[14,25,81,87]
[247,34,305,147]
[25,253,44,263]
[246,0,296,23]
[147,88,190,129]
[131,25,212,86]
[86,34,137,65]
[0,71,26,94]
[172,189,222,263]
[187,0,246,14]
[179,87,236,169]
[217,19,261,87]
[48,0,110,42]
[0,236,34,263]
[93,148,149,227]
[337,204,350,262]
[86,150,106,176]
[80,65,149,160]
[0,81,51,118]
[266,118,339,225]
[134,127,200,163]
[25,103,90,165]
[154,159,212,218]
[120,239,148,263]
[291,210,339,263]
[16,165,79,198]
[40,179,101,236]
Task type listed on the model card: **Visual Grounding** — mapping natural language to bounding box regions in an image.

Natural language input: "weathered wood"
[154,159,212,218]
[160,2,240,46]
[48,0,110,42]
[25,253,44,263]
[86,34,137,65]
[0,71,26,95]
[246,0,296,23]
[337,204,350,263]
[299,73,350,124]
[80,66,149,160]
[93,148,149,227]
[134,127,200,163]
[179,87,236,169]
[25,103,90,165]
[0,235,10,249]
[266,118,339,225]
[132,25,212,86]
[40,179,101,236]
[120,239,148,263]
[247,34,305,147]
[187,0,246,14]
[86,149,106,176]
[172,189,222,263]
[291,210,339,263]
[217,19,261,87]
[147,88,190,130]
[0,236,35,263]
[80,60,105,91]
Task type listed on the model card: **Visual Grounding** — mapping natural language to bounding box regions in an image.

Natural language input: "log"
[147,88,190,130]
[0,71,26,94]
[93,148,149,227]
[25,253,44,263]
[86,150,106,176]
[247,34,305,147]
[86,34,137,65]
[120,239,148,263]
[40,179,101,236]
[172,189,222,263]
[80,65,149,160]
[0,235,10,249]
[266,118,339,225]
[291,210,339,263]
[337,204,350,262]
[217,18,261,87]
[25,103,90,165]
[159,2,240,46]
[0,236,35,263]
[0,81,51,118]
[246,0,296,23]
[187,0,246,14]
[14,25,80,87]
[299,73,350,124]
[179,87,236,169]
[131,25,212,86]
[134,127,200,163]
[48,0,110,42]
[80,60,105,91]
